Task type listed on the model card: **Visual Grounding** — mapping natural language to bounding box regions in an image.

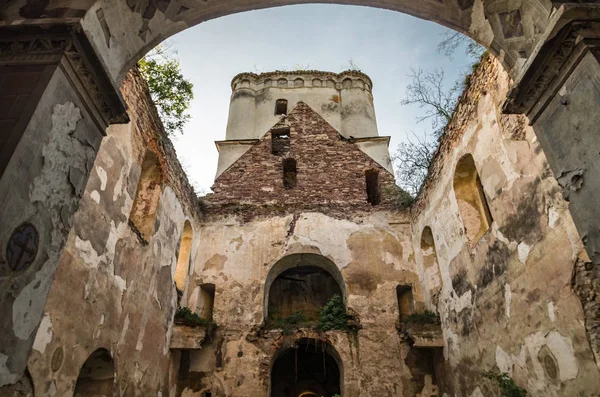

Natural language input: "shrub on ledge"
[174,307,211,327]
[404,310,440,325]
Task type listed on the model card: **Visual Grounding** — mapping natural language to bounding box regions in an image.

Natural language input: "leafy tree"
[139,44,194,136]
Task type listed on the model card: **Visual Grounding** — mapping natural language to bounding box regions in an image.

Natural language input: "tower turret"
[215,70,392,177]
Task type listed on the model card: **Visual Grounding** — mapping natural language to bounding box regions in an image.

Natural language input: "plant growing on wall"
[317,294,358,332]
[483,371,527,397]
[139,43,194,137]
[174,307,211,327]
[404,310,440,325]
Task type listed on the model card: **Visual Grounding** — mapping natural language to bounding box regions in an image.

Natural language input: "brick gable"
[205,102,401,218]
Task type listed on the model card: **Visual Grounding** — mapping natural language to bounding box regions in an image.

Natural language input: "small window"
[275,99,288,115]
[283,158,297,189]
[453,154,493,243]
[197,283,215,321]
[365,169,381,205]
[396,285,414,322]
[204,393,212,397]
[271,128,290,155]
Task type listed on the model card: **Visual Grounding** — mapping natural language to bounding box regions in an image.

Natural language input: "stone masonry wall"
[207,101,402,221]
[412,55,600,397]
[23,69,202,396]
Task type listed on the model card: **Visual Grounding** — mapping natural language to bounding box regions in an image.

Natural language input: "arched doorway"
[264,253,345,324]
[270,338,342,397]
[73,348,115,397]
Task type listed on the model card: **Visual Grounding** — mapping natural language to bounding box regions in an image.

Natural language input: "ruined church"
[1,1,600,397]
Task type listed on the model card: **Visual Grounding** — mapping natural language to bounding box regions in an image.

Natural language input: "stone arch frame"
[453,153,494,244]
[1,1,562,83]
[268,337,344,397]
[262,253,346,323]
[73,348,115,397]
[174,220,194,291]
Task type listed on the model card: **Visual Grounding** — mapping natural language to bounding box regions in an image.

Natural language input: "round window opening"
[6,222,39,271]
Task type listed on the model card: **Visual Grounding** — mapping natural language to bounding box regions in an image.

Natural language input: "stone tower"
[216,70,393,177]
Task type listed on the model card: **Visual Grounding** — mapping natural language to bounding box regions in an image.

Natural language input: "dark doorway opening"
[271,338,341,397]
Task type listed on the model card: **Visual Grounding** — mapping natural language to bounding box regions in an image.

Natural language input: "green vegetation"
[317,294,357,332]
[267,310,309,335]
[483,371,527,397]
[174,307,211,327]
[139,44,194,136]
[404,310,440,325]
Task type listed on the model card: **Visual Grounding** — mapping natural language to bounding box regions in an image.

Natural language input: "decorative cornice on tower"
[230,70,373,92]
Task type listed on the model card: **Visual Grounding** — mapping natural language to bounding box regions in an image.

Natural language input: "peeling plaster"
[518,242,530,264]
[90,190,101,204]
[32,315,53,354]
[505,283,512,319]
[547,301,556,322]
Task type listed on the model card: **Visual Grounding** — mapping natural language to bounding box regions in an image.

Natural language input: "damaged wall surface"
[411,55,600,397]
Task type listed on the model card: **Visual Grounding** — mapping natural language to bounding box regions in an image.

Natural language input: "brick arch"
[1,1,563,80]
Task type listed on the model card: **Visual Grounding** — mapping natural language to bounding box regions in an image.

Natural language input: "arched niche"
[73,348,115,397]
[270,338,343,397]
[174,220,193,291]
[264,253,345,322]
[420,226,442,304]
[129,150,163,241]
[453,154,493,244]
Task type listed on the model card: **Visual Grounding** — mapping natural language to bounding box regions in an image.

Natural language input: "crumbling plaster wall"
[0,66,104,388]
[22,69,202,396]
[411,55,600,396]
[183,210,425,396]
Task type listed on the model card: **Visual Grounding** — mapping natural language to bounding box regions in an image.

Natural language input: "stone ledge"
[170,325,207,350]
[403,323,444,348]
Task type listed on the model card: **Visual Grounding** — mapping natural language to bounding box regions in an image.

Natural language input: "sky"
[168,4,473,192]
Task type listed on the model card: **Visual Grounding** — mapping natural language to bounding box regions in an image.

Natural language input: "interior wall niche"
[453,154,493,243]
[73,348,115,397]
[365,169,381,205]
[271,128,290,155]
[282,158,297,189]
[270,338,342,397]
[174,220,193,292]
[129,150,163,241]
[197,283,215,321]
[397,285,414,322]
[420,227,442,303]
[264,254,346,322]
[268,266,341,321]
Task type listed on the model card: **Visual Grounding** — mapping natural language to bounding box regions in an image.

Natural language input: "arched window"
[365,169,381,205]
[453,154,493,243]
[421,227,442,304]
[129,150,163,241]
[264,254,345,323]
[294,78,304,87]
[174,220,193,291]
[283,158,297,189]
[274,99,288,115]
[74,348,115,397]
